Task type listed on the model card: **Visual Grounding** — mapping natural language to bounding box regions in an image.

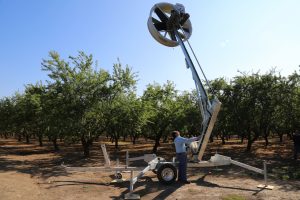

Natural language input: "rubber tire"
[115,172,122,179]
[157,164,177,185]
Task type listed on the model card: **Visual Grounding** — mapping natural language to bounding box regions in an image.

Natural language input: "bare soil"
[0,137,299,200]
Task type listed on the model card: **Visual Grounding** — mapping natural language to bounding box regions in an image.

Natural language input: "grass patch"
[282,175,290,180]
[271,165,300,180]
[221,194,246,200]
[187,188,199,195]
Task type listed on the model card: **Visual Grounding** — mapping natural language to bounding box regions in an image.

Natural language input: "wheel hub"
[161,168,175,181]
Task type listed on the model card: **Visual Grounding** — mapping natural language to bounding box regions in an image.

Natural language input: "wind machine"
[63,3,273,199]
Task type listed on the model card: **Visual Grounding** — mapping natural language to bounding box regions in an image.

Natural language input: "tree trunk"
[287,132,293,140]
[278,133,283,143]
[245,128,260,152]
[163,135,168,143]
[113,130,119,150]
[226,135,230,141]
[81,136,92,157]
[38,135,43,147]
[240,135,244,143]
[114,136,119,150]
[221,131,226,145]
[152,137,160,153]
[246,138,254,152]
[132,135,137,144]
[264,136,269,147]
[52,138,59,151]
[209,135,214,143]
[221,135,225,145]
[215,134,219,140]
[25,134,30,144]
[264,126,270,147]
[110,136,114,143]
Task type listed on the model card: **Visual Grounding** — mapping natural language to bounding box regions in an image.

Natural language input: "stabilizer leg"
[197,99,221,161]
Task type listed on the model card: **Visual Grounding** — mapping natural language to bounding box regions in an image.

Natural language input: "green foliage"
[41,51,138,155]
[141,81,179,152]
[272,166,300,180]
[211,69,300,151]
[0,50,299,156]
[221,194,246,200]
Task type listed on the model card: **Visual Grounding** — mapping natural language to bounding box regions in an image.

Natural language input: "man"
[172,130,199,184]
[293,130,300,160]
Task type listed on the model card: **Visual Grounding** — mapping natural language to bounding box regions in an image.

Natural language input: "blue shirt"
[174,136,198,153]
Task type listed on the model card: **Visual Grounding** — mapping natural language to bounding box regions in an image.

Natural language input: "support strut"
[174,30,221,161]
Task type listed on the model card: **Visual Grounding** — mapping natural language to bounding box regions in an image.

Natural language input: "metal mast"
[147,3,221,160]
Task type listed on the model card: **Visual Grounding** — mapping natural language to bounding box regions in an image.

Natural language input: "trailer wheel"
[115,172,122,179]
[157,164,177,184]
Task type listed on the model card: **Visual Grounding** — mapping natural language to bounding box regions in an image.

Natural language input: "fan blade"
[154,22,167,31]
[180,13,190,25]
[152,17,167,31]
[152,17,161,24]
[183,27,190,33]
[178,31,186,39]
[154,6,169,23]
[168,31,177,41]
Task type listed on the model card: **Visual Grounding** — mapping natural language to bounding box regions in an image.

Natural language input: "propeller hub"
[166,10,181,31]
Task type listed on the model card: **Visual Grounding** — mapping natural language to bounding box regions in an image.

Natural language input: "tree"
[0,97,15,139]
[105,62,138,150]
[22,83,45,146]
[142,81,177,153]
[210,78,233,144]
[42,52,137,156]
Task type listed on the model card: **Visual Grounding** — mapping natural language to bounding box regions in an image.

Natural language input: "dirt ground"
[0,138,299,200]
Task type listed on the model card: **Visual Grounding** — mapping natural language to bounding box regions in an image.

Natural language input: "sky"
[1,0,300,97]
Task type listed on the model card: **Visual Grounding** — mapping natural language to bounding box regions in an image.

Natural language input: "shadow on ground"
[1,137,299,197]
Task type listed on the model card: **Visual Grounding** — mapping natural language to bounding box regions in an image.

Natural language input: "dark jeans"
[176,152,187,181]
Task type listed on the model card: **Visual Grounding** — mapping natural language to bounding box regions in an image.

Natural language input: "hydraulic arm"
[175,30,221,161]
[148,3,221,161]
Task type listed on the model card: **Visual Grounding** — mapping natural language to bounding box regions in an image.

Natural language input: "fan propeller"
[148,2,192,47]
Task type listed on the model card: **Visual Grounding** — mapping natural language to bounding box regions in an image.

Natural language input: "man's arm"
[181,136,199,144]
